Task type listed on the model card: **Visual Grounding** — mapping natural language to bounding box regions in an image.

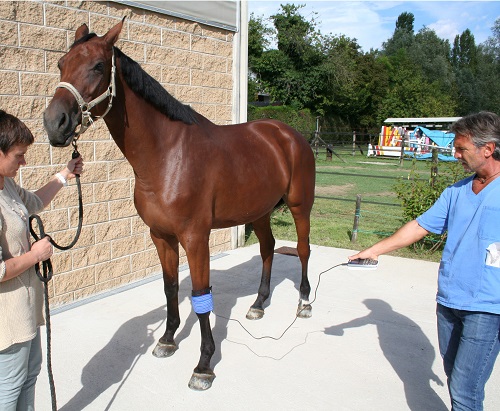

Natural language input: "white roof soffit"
[115,1,238,32]
[385,117,461,124]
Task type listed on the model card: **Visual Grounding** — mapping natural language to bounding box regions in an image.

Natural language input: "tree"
[483,17,500,60]
[396,12,415,33]
[249,5,326,109]
[318,35,377,128]
[248,13,274,101]
[451,29,478,70]
[383,12,415,56]
[451,29,482,114]
[271,4,323,69]
[247,5,499,131]
[474,18,500,112]
[376,48,456,121]
[411,27,454,92]
[248,13,272,63]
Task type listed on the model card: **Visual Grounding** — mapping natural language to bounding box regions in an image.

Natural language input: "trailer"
[367,117,460,161]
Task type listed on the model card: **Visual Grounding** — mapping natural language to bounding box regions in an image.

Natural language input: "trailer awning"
[411,126,455,148]
[384,117,461,128]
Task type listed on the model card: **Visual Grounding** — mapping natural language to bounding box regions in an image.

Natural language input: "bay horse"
[43,19,315,390]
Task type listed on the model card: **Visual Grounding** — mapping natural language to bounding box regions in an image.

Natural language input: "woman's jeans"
[437,304,500,411]
[0,330,42,411]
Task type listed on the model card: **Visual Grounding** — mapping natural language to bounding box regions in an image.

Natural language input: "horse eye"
[93,62,104,73]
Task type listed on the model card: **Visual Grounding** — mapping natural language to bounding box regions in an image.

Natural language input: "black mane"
[114,47,198,125]
[71,32,97,48]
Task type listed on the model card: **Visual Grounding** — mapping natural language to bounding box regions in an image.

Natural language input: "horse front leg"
[182,231,216,390]
[150,233,181,358]
[189,311,215,390]
[247,213,275,320]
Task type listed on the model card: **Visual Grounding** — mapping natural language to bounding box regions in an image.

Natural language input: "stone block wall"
[0,1,236,306]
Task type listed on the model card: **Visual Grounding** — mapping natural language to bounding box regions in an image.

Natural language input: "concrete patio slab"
[35,241,500,410]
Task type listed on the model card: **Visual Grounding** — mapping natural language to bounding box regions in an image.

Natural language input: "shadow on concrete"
[173,254,304,368]
[325,299,448,411]
[59,253,303,410]
[59,305,167,411]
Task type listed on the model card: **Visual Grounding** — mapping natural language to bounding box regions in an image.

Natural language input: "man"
[349,111,500,411]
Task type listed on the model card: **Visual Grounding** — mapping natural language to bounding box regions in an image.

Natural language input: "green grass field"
[245,150,445,262]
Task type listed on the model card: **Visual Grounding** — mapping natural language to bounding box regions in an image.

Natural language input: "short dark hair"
[0,110,35,153]
[450,112,500,160]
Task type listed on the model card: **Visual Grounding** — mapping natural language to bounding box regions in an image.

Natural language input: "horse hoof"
[246,307,265,320]
[152,341,177,358]
[188,372,216,391]
[297,303,312,318]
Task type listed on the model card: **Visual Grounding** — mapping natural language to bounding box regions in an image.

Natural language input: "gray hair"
[450,111,500,160]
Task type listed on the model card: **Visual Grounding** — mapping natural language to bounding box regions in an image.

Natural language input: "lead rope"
[29,146,84,411]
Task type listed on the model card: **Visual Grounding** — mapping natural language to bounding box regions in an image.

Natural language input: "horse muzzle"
[43,101,79,147]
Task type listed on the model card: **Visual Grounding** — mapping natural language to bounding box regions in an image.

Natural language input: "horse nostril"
[58,112,67,130]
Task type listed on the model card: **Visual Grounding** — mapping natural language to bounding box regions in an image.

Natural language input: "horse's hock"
[0,1,243,307]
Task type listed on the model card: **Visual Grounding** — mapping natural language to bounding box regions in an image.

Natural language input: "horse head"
[43,18,124,147]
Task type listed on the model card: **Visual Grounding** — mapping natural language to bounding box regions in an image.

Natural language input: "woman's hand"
[30,237,53,263]
[60,155,84,181]
[35,155,85,207]
[2,237,54,282]
[61,156,83,180]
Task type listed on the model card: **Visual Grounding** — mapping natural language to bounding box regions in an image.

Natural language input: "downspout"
[231,0,249,249]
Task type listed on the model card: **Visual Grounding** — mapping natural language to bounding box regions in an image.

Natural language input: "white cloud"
[314,2,393,50]
[428,20,460,43]
[247,1,500,51]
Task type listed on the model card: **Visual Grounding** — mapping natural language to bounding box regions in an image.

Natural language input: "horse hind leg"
[246,212,275,320]
[289,205,312,318]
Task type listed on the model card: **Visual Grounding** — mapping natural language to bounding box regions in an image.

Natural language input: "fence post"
[351,194,362,242]
[352,131,356,156]
[431,148,438,186]
[399,133,406,166]
[314,117,320,158]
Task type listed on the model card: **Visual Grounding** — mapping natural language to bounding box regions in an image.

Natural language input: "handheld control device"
[347,258,379,270]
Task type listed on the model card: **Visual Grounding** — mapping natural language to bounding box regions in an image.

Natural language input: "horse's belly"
[211,200,278,228]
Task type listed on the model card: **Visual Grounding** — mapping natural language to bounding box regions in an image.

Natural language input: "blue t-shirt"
[416,175,500,314]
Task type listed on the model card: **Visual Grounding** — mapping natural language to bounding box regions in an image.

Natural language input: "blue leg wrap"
[192,291,213,314]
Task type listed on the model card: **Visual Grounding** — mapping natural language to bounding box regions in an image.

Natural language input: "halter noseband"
[56,50,116,138]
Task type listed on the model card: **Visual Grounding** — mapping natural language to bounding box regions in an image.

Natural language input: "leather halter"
[56,50,116,138]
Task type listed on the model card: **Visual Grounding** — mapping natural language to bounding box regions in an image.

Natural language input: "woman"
[0,110,83,410]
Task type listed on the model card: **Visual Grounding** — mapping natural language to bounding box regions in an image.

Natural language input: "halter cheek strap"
[56,50,116,139]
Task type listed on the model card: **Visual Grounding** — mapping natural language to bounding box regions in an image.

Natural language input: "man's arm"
[349,220,429,261]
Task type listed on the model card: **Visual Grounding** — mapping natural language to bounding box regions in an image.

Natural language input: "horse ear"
[75,23,89,42]
[104,17,126,46]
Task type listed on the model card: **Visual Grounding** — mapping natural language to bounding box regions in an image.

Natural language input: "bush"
[393,158,470,251]
[247,105,316,137]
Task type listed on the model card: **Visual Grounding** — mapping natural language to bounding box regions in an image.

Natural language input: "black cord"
[213,262,347,341]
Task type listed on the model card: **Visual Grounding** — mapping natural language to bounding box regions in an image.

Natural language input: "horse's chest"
[133,186,198,232]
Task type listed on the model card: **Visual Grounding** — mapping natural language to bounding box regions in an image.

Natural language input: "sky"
[247,1,500,52]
